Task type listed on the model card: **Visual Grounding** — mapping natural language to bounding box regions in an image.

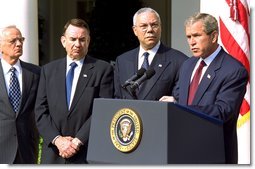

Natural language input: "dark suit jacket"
[174,49,249,164]
[114,43,188,100]
[35,55,114,164]
[0,59,40,164]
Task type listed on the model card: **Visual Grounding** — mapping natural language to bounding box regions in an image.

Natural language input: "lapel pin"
[83,74,87,78]
[207,74,211,79]
[158,64,162,67]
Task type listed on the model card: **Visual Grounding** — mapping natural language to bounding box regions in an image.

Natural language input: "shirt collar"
[1,59,21,74]
[139,41,161,59]
[202,45,221,66]
[66,56,84,68]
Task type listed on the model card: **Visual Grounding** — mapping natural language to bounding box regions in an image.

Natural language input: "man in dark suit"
[160,13,249,164]
[0,26,40,164]
[35,18,114,164]
[114,7,188,100]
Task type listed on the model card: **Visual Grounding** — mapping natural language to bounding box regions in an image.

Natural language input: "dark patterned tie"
[188,60,206,105]
[9,67,21,113]
[66,62,77,108]
[141,52,149,70]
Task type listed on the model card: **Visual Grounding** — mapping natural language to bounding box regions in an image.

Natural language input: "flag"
[0,0,39,65]
[201,0,250,164]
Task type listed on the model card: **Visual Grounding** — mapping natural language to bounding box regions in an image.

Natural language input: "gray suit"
[0,59,40,164]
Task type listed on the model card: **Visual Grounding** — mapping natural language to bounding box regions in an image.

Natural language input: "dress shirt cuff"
[52,135,61,145]
[72,138,83,147]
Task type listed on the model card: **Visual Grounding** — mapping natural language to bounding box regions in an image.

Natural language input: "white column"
[0,0,38,65]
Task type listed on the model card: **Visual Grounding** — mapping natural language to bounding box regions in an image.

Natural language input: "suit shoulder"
[95,58,112,68]
[223,53,245,68]
[159,44,188,60]
[220,55,249,82]
[180,57,197,70]
[21,61,41,75]
[168,48,188,59]
[41,58,64,69]
[87,56,113,69]
[116,48,138,61]
[213,52,246,76]
[44,58,63,65]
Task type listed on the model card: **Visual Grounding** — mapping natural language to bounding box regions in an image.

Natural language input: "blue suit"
[35,56,114,163]
[174,49,249,164]
[114,43,188,100]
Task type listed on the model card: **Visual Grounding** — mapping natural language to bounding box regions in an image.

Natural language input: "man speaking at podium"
[160,13,248,164]
[114,7,187,100]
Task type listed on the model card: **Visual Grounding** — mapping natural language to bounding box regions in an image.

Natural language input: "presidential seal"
[110,108,142,153]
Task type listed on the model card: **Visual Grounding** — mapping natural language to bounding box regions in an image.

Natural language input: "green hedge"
[37,137,43,164]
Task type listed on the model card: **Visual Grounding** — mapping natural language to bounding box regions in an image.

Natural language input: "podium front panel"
[167,104,225,163]
[87,99,169,164]
[87,99,225,164]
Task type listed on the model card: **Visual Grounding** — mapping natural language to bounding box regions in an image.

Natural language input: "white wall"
[0,0,39,65]
[171,0,200,56]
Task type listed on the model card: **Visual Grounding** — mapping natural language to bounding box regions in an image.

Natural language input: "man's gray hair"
[0,25,17,41]
[184,13,218,34]
[133,7,161,26]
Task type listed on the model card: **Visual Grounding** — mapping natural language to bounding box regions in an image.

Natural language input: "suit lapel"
[0,60,9,98]
[0,60,17,117]
[59,58,68,109]
[54,59,69,111]
[69,56,94,113]
[192,52,223,105]
[138,45,171,99]
[125,49,139,80]
[19,61,34,116]
[181,58,198,104]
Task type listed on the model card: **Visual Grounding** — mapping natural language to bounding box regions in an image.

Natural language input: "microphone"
[130,68,156,91]
[121,68,146,88]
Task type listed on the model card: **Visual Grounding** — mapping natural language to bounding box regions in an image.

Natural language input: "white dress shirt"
[138,41,161,69]
[1,59,23,95]
[190,45,221,83]
[66,57,84,108]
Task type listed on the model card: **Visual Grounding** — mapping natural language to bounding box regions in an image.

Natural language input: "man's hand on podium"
[159,96,176,103]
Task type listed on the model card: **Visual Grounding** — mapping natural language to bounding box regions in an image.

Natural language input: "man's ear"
[211,31,218,43]
[60,36,66,48]
[132,26,138,37]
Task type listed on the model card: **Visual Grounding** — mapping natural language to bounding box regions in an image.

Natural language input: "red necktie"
[188,60,206,105]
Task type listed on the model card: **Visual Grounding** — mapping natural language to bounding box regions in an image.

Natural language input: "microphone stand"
[121,82,138,100]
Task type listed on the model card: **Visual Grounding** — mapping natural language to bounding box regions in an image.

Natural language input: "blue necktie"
[66,62,77,108]
[9,67,21,113]
[141,52,149,70]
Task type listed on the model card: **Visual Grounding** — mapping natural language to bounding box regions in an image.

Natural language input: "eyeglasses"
[6,37,25,44]
[135,23,160,32]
